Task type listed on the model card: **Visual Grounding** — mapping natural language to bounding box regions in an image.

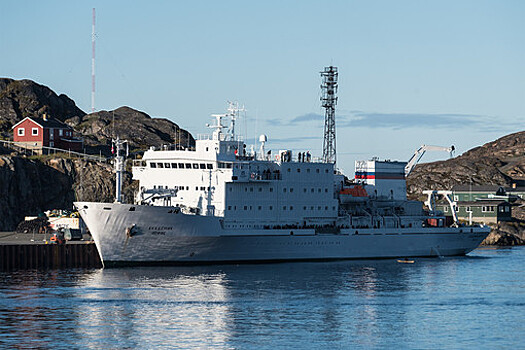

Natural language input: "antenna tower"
[91,8,96,112]
[321,66,338,164]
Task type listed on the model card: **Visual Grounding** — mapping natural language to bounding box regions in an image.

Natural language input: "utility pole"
[321,66,338,164]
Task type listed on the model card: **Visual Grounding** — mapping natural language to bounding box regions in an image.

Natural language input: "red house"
[11,115,83,153]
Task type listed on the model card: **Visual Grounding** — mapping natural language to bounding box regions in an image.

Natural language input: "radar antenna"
[321,66,338,164]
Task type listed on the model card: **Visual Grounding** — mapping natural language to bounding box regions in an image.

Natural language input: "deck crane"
[405,144,455,177]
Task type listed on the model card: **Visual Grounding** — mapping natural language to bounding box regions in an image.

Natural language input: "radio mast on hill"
[91,8,96,112]
[321,66,338,164]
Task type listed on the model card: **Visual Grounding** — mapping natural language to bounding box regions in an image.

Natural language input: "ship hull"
[76,202,491,267]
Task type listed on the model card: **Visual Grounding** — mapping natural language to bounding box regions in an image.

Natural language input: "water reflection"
[0,250,523,349]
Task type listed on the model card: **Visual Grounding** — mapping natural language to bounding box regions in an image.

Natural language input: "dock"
[0,232,102,270]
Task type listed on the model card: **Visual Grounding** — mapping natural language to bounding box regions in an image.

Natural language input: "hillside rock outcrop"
[0,78,85,136]
[73,106,195,155]
[0,155,133,231]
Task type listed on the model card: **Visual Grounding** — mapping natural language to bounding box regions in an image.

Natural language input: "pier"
[0,232,102,270]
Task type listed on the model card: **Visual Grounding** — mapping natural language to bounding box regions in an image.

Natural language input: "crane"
[405,144,455,177]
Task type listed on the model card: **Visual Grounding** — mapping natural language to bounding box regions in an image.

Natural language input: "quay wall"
[0,243,102,270]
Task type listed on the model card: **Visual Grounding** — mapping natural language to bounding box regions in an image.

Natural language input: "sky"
[1,0,524,175]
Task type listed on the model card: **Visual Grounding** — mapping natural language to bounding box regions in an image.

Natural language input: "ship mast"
[112,137,128,203]
[321,66,338,164]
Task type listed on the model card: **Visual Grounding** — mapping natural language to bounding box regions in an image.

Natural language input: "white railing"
[0,140,107,162]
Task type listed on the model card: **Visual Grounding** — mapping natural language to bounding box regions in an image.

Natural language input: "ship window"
[250,206,252,210]
[303,206,307,210]
[318,188,321,193]
[200,187,205,191]
[250,187,253,192]
[258,187,262,192]
[287,168,291,172]
[290,206,293,210]
[307,169,310,173]
[158,163,164,168]
[297,168,300,173]
[290,188,294,193]
[316,169,320,173]
[332,206,335,210]
[311,206,314,210]
[311,188,314,193]
[207,164,213,169]
[206,147,209,151]
[283,206,286,210]
[153,185,157,189]
[325,206,328,210]
[186,186,189,190]
[244,206,248,210]
[318,206,321,210]
[150,163,157,168]
[270,188,273,192]
[229,188,232,192]
[269,206,273,210]
[283,188,287,193]
[185,163,192,169]
[325,169,329,173]
[258,206,262,210]
[193,163,199,169]
[171,163,178,168]
[195,187,198,191]
[228,206,231,210]
[325,188,328,193]
[303,188,307,193]
[200,164,206,169]
[245,188,248,192]
[164,163,170,168]
[234,206,237,210]
[179,163,185,168]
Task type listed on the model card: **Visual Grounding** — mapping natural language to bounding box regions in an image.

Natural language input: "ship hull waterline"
[76,202,491,267]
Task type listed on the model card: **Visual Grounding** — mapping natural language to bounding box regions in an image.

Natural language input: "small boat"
[397,259,415,264]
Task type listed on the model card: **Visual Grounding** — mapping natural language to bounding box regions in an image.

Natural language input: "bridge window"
[150,163,157,168]
[157,163,164,168]
[171,163,178,168]
[200,164,206,169]
[207,164,213,169]
[185,163,192,169]
[193,163,199,169]
[164,163,170,168]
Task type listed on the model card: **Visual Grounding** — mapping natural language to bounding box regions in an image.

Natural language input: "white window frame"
[32,128,39,136]
[59,129,63,137]
[17,128,25,136]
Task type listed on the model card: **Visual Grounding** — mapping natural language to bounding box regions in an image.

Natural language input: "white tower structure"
[112,137,128,203]
[321,66,338,164]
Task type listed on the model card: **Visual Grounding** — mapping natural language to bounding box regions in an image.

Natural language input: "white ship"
[76,68,489,267]
[75,103,490,267]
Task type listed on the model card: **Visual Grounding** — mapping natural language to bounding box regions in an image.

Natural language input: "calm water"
[1,247,524,349]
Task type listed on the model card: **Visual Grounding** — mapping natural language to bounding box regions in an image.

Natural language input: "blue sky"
[1,0,524,174]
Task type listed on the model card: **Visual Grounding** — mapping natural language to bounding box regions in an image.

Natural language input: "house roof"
[11,116,72,130]
[451,184,505,192]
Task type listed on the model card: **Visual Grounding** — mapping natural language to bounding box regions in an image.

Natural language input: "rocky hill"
[407,130,525,197]
[0,78,195,155]
[0,78,85,137]
[407,130,525,245]
[71,106,195,155]
[0,155,136,231]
